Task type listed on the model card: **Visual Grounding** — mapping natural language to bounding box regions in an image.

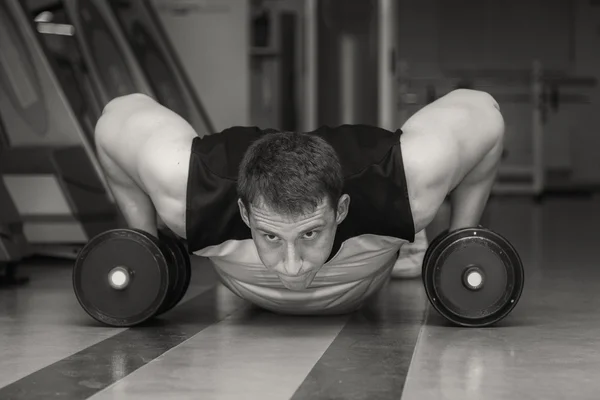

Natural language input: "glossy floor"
[0,196,598,399]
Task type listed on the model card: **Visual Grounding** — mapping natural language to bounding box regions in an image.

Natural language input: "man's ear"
[238,199,251,227]
[335,194,350,224]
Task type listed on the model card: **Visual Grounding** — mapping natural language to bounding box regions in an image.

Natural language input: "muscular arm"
[95,94,195,238]
[401,89,505,233]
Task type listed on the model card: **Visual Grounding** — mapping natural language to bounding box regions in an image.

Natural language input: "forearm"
[448,142,502,231]
[110,183,159,237]
[97,151,159,236]
[448,180,494,231]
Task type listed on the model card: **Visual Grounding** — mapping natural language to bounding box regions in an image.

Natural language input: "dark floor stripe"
[0,287,247,400]
[292,279,429,400]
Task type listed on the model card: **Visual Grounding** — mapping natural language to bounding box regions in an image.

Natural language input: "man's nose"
[278,244,303,276]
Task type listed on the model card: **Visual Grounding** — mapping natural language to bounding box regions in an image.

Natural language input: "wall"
[152,0,250,131]
[21,0,600,184]
[394,0,600,184]
[316,0,379,127]
[570,0,600,183]
[249,0,306,131]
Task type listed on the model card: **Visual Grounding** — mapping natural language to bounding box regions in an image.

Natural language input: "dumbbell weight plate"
[169,237,191,309]
[422,226,489,275]
[422,227,524,327]
[73,229,170,327]
[422,229,449,271]
[155,231,191,315]
[153,231,180,316]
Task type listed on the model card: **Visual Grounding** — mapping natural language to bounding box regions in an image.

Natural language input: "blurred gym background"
[0,0,598,281]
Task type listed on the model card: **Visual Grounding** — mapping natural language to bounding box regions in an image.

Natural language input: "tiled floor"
[1,195,599,399]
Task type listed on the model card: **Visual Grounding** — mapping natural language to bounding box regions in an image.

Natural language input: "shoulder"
[443,88,499,107]
[99,94,197,200]
[412,89,502,130]
[400,89,504,160]
[99,93,219,146]
[99,93,161,127]
[96,93,197,154]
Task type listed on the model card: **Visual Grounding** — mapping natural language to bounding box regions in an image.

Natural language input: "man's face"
[238,195,350,291]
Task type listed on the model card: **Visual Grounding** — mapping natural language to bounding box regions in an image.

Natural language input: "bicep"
[137,135,191,201]
[135,133,192,235]
[402,89,504,170]
[400,89,503,229]
[134,108,197,213]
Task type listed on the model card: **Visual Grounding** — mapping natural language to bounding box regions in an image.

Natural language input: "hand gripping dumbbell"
[422,227,525,327]
[73,229,191,327]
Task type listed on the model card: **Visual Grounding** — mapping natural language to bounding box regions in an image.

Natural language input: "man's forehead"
[249,199,332,223]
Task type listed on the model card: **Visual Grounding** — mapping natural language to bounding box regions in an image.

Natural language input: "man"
[94,88,504,314]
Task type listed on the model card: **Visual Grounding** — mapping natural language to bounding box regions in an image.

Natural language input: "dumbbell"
[72,228,191,327]
[422,227,524,327]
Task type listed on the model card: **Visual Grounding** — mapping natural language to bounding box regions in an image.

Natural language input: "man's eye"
[303,231,319,239]
[265,234,279,242]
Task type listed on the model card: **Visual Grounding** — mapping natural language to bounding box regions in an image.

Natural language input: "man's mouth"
[277,272,313,290]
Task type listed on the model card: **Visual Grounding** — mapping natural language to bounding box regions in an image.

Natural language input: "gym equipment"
[303,0,318,132]
[107,0,214,136]
[73,229,171,327]
[397,60,597,197]
[63,0,154,105]
[0,148,29,285]
[0,179,28,264]
[61,0,214,137]
[422,227,524,327]
[422,229,448,271]
[34,7,105,140]
[1,146,118,256]
[74,228,191,326]
[0,0,118,257]
[302,0,400,131]
[31,0,215,136]
[153,0,251,131]
[249,1,303,132]
[0,94,28,284]
[314,0,379,127]
[0,0,100,151]
[155,230,191,315]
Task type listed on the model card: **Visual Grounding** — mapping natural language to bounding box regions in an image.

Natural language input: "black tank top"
[185,125,415,257]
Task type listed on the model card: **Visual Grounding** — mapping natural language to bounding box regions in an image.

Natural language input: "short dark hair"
[237,131,344,216]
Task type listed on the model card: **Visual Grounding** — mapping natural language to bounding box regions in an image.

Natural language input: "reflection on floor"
[0,195,599,399]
